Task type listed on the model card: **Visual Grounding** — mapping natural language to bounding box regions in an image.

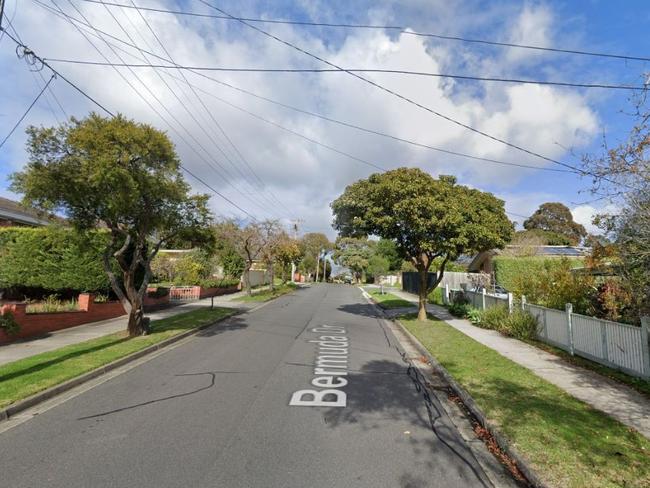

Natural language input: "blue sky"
[1,0,649,236]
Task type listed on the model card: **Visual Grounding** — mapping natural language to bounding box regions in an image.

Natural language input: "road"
[0,284,495,488]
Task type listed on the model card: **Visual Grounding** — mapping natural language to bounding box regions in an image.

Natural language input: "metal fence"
[402,271,478,295]
[455,288,650,378]
[169,286,200,301]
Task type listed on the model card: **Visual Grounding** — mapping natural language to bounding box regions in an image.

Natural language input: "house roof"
[467,245,590,272]
[0,196,58,226]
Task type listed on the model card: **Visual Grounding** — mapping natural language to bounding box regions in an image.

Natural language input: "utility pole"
[0,0,6,32]
[315,250,321,283]
[290,220,300,284]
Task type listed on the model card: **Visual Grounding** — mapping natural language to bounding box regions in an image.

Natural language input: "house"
[467,245,590,274]
[0,196,63,227]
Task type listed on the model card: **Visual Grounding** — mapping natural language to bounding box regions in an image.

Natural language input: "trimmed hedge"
[493,256,582,293]
[0,227,111,295]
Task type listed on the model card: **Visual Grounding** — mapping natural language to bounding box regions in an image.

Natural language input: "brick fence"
[0,293,126,345]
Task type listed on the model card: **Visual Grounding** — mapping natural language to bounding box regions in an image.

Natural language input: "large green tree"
[523,202,586,245]
[331,168,512,320]
[333,237,373,283]
[299,232,332,279]
[11,114,213,336]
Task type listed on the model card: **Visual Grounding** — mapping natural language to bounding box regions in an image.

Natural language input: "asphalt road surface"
[0,284,495,488]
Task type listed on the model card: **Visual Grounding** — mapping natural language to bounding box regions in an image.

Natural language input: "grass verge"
[400,314,650,488]
[237,283,298,303]
[0,307,234,409]
[367,289,414,309]
[526,338,650,400]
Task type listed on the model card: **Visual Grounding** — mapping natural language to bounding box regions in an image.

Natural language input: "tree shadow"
[337,302,386,319]
[195,315,249,337]
[322,359,492,486]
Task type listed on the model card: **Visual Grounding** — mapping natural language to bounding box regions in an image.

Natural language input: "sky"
[1,0,649,238]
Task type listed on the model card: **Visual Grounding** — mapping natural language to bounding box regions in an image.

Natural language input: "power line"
[120,0,296,219]
[80,0,650,63]
[0,73,54,148]
[35,3,573,175]
[199,1,587,176]
[41,59,647,91]
[2,20,258,221]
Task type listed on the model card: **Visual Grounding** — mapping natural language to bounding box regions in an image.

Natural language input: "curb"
[391,315,548,488]
[0,308,242,423]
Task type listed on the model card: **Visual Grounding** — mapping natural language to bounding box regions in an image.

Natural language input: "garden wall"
[0,293,125,345]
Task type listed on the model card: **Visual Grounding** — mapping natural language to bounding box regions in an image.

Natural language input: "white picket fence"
[458,288,650,379]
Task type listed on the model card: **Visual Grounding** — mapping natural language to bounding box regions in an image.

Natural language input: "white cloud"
[572,203,619,235]
[0,0,601,237]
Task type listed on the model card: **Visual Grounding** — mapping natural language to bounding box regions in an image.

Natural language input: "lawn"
[237,283,298,303]
[401,314,650,488]
[367,289,414,309]
[0,307,234,409]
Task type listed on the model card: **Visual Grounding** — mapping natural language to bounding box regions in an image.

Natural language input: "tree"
[273,234,302,283]
[11,114,213,335]
[375,238,402,271]
[333,237,373,283]
[511,229,572,246]
[367,254,390,283]
[332,168,512,320]
[523,202,586,245]
[257,220,284,291]
[299,232,332,279]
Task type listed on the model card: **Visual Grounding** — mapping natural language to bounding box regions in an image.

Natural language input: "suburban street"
[0,284,492,488]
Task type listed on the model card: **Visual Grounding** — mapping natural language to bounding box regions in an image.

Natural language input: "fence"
[170,286,200,301]
[402,271,479,295]
[453,288,650,379]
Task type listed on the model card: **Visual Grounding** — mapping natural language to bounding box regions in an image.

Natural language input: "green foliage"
[428,287,444,305]
[501,310,539,340]
[366,254,390,280]
[10,113,214,335]
[375,239,402,271]
[0,311,20,335]
[333,237,373,282]
[523,202,586,245]
[198,277,240,289]
[0,227,112,294]
[479,305,510,330]
[26,295,79,314]
[331,168,512,318]
[512,229,573,246]
[448,302,471,318]
[466,308,482,325]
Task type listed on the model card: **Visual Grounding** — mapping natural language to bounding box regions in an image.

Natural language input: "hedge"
[493,256,582,293]
[0,227,112,295]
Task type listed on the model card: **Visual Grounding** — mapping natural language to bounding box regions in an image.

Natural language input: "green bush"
[500,310,539,340]
[479,305,510,330]
[199,277,240,289]
[26,295,79,314]
[0,227,112,294]
[466,308,482,325]
[428,287,444,305]
[448,302,471,318]
[0,311,20,335]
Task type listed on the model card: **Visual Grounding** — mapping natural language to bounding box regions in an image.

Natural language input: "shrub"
[0,227,112,295]
[428,287,444,305]
[501,310,539,340]
[479,305,510,330]
[146,287,170,299]
[448,302,471,318]
[0,311,20,335]
[199,277,240,289]
[26,295,79,314]
[466,308,482,325]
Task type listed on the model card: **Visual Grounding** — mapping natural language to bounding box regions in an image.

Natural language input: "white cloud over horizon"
[0,1,608,238]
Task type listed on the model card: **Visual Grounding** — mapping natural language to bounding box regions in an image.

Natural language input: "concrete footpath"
[0,289,260,367]
[386,287,650,439]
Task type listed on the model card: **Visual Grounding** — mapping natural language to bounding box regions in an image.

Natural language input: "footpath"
[386,287,650,439]
[0,289,259,367]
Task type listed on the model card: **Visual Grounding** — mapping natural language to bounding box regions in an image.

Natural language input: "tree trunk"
[269,262,275,291]
[417,266,428,321]
[244,267,252,296]
[126,303,149,336]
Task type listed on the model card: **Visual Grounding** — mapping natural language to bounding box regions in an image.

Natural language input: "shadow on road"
[337,303,385,319]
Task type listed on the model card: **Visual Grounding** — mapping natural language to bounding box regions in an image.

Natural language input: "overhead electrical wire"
[35,1,572,175]
[91,0,281,219]
[79,0,650,63]
[201,1,639,191]
[41,59,647,91]
[55,0,264,219]
[2,18,258,220]
[0,73,55,149]
[119,0,296,219]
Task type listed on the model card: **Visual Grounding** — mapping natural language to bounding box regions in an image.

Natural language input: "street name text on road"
[289,324,349,407]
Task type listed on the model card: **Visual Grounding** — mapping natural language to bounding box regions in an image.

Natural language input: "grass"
[0,307,234,409]
[400,314,650,488]
[367,289,414,309]
[26,296,79,314]
[237,283,298,302]
[526,338,650,400]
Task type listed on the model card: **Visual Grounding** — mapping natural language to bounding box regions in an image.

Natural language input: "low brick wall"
[0,293,126,345]
[144,287,171,309]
